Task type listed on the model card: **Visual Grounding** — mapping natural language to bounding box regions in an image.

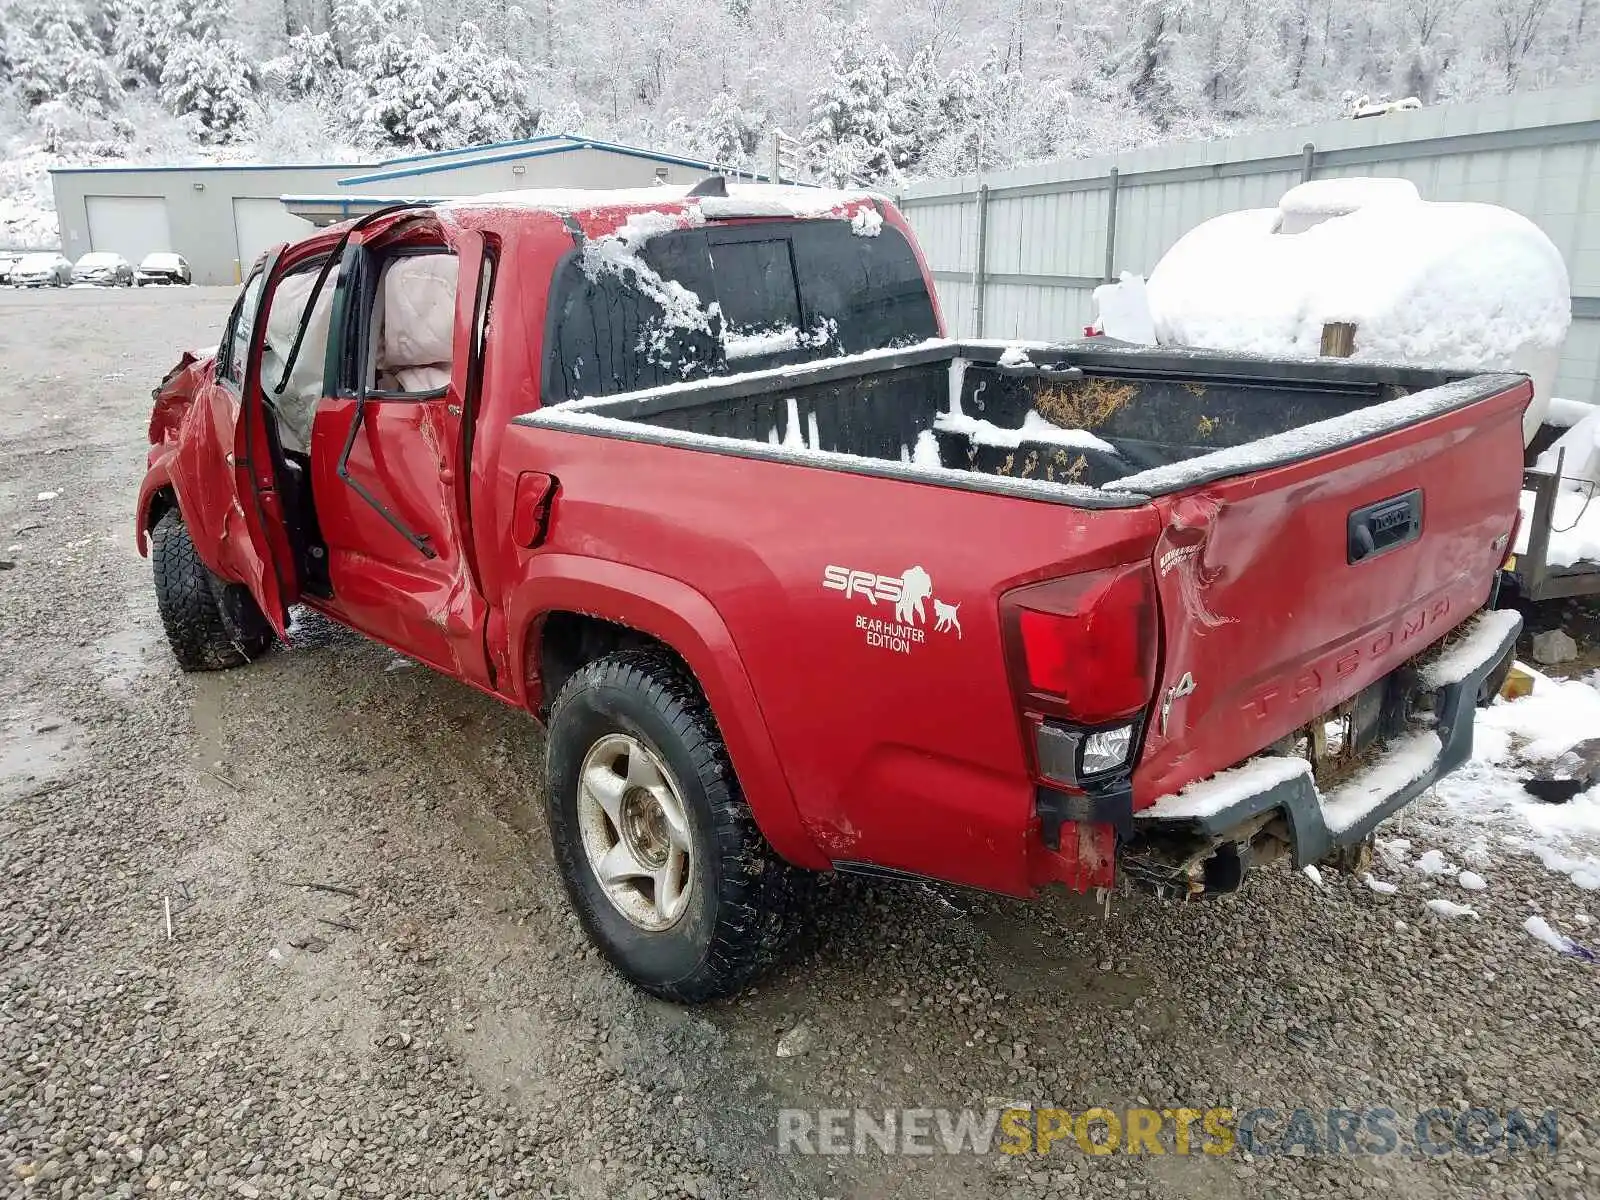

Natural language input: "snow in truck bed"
[1102,372,1526,494]
[520,342,1524,501]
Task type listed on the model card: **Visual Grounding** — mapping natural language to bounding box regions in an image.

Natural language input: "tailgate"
[1133,379,1528,805]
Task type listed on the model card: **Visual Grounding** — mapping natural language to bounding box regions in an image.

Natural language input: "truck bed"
[520,340,1527,502]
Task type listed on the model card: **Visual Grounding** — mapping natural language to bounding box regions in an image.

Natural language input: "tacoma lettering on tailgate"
[1242,596,1451,721]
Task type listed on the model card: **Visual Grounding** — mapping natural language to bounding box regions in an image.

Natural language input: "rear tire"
[151,509,273,671]
[545,648,808,1002]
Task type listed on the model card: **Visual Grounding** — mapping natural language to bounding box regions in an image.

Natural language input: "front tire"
[545,649,807,1002]
[151,509,273,671]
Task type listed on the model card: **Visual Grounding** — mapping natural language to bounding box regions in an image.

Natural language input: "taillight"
[1004,564,1158,724]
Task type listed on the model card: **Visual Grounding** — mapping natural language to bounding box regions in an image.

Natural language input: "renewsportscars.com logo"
[776,1106,1561,1158]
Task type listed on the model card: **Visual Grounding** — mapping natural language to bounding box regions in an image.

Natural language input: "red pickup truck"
[137,183,1527,1001]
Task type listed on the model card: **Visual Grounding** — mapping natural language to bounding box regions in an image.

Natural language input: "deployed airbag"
[377,254,458,391]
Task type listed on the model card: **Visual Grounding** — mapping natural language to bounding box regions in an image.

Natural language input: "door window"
[219,269,266,389]
[255,260,339,454]
[364,252,459,396]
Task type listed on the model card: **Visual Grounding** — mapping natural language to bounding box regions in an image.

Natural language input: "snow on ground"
[1408,664,1600,892]
[1515,486,1600,567]
[1546,396,1597,429]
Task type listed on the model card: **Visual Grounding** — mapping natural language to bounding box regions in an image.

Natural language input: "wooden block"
[1500,664,1535,701]
[1320,322,1357,357]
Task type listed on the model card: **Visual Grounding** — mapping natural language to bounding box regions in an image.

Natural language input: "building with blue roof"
[48,135,767,285]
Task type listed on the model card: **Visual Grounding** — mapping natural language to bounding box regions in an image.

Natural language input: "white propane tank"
[1145,177,1570,444]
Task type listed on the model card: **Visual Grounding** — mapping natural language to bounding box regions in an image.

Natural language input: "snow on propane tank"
[1145,177,1569,443]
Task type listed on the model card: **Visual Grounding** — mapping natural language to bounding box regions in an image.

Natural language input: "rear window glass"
[709,239,802,336]
[791,222,939,354]
[543,217,937,404]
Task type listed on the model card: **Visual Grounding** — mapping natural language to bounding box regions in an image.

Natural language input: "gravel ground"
[2,286,1597,1200]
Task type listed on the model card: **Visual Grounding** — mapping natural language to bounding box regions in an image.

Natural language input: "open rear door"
[228,246,301,639]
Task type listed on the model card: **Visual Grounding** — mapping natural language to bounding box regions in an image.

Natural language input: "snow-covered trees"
[4,4,120,118]
[340,20,536,150]
[802,21,905,185]
[800,21,1016,183]
[273,28,342,101]
[681,88,766,168]
[114,0,230,85]
[159,35,257,143]
[4,0,1600,183]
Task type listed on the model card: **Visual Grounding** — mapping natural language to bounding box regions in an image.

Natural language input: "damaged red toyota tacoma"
[136,182,1527,1001]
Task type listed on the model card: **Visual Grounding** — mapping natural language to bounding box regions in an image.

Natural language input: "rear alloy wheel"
[576,732,695,931]
[546,649,809,1002]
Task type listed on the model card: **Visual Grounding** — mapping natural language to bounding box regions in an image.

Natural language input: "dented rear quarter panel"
[497,422,1164,893]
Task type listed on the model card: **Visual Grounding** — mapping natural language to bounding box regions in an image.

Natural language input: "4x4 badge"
[1160,672,1197,736]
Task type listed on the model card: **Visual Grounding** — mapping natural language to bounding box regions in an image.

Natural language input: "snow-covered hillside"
[4,0,1600,249]
[0,145,57,248]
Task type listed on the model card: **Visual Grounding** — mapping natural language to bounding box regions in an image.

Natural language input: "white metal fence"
[899,84,1600,403]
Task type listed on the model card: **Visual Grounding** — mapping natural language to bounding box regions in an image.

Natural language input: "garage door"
[233,198,315,274]
[85,196,172,263]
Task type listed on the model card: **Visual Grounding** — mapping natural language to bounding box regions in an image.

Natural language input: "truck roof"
[437,182,886,240]
[271,182,899,277]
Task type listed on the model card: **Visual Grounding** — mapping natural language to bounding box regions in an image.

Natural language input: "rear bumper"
[1133,607,1522,868]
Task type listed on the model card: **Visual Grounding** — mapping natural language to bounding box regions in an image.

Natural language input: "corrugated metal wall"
[899,84,1600,402]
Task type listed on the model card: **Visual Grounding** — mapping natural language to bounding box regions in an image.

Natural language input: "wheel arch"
[135,458,180,557]
[508,555,828,871]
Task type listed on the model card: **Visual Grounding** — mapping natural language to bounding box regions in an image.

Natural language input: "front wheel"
[151,508,273,671]
[545,649,807,1002]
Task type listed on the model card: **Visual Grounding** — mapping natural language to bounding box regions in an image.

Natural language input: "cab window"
[362,251,460,397]
[541,218,938,404]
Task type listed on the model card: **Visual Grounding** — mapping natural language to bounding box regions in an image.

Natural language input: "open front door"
[206,249,300,639]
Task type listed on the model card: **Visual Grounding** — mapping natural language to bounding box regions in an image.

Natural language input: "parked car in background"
[0,252,20,285]
[12,252,73,288]
[135,253,192,286]
[72,251,134,287]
